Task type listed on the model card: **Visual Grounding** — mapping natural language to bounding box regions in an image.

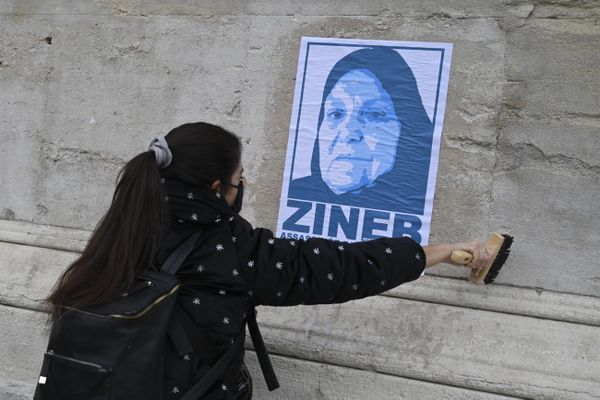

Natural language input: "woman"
[289,47,434,215]
[47,122,489,399]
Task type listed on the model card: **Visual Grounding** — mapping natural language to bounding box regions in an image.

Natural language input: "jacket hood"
[163,178,235,225]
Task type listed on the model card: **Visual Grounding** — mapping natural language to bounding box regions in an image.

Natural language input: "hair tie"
[148,135,172,169]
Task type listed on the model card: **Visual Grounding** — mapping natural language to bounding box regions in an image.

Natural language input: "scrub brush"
[450,233,514,284]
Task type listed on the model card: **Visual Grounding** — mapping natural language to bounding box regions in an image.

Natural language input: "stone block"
[0,378,33,400]
[245,352,522,400]
[1,14,250,228]
[0,0,111,15]
[2,0,509,18]
[531,1,600,19]
[390,274,600,326]
[489,167,600,296]
[0,307,48,384]
[3,220,599,327]
[0,241,77,309]
[503,19,600,116]
[255,297,600,399]
[0,16,54,224]
[503,116,600,171]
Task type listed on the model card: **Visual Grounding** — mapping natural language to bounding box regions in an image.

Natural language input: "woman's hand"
[424,240,493,269]
[447,240,492,270]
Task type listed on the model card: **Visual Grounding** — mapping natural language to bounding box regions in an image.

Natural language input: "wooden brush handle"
[450,250,473,265]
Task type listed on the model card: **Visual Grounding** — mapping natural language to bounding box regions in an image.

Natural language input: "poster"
[276,37,453,245]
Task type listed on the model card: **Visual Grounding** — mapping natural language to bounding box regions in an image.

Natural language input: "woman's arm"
[232,217,426,306]
[423,240,491,269]
[233,216,490,307]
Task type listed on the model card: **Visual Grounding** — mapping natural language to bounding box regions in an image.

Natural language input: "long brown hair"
[48,122,241,318]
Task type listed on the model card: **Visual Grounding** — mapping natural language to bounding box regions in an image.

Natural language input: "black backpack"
[33,232,242,400]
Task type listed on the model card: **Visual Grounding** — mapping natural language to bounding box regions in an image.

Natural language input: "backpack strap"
[180,329,245,400]
[161,232,279,395]
[172,306,220,364]
[167,312,195,357]
[160,231,202,275]
[160,231,205,359]
[247,308,280,391]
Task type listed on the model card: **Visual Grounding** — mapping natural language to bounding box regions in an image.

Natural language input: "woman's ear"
[211,180,221,191]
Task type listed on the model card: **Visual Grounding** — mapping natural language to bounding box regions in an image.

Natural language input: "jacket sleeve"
[232,217,426,307]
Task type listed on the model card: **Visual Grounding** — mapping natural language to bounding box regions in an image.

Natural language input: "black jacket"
[159,179,426,399]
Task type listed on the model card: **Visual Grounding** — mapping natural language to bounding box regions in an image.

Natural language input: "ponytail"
[47,122,241,320]
[48,150,168,318]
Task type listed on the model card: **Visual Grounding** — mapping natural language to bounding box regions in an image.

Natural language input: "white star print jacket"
[159,178,426,399]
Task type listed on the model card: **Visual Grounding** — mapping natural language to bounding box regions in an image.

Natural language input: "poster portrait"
[276,37,453,245]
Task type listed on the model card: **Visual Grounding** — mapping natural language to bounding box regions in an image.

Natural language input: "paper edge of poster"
[276,37,310,237]
[421,43,454,245]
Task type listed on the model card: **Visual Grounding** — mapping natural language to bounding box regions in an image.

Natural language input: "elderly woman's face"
[318,69,401,195]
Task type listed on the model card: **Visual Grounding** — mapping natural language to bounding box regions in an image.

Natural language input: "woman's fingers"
[470,241,492,270]
[454,240,492,269]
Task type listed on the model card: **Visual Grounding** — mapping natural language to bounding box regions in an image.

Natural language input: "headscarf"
[308,47,435,214]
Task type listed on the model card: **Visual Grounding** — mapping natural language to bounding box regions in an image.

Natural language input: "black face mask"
[225,178,244,214]
[232,180,243,213]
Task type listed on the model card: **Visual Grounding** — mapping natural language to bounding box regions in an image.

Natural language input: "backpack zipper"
[60,283,180,319]
[109,283,180,319]
[45,350,111,373]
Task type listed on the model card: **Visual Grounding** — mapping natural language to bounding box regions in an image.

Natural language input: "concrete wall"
[1,1,599,399]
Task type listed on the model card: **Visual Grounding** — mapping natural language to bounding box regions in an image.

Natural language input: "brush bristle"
[483,234,514,284]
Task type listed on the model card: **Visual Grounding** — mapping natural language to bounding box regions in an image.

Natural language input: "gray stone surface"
[3,281,599,400]
[1,224,599,399]
[5,0,598,20]
[4,220,599,327]
[503,19,599,116]
[0,219,90,252]
[0,306,48,387]
[488,169,600,294]
[0,378,33,400]
[0,305,525,400]
[0,17,50,227]
[245,352,524,400]
[254,300,600,399]
[1,4,599,295]
[0,241,77,309]
[425,17,600,295]
[1,13,250,228]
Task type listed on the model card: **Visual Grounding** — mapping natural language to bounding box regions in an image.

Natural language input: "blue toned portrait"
[288,47,435,215]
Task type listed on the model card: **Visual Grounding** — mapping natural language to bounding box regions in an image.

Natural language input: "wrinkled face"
[318,69,401,195]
